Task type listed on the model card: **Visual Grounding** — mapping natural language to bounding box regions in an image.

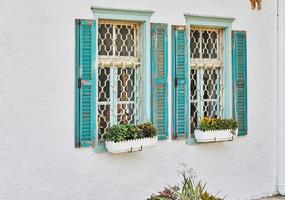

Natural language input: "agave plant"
[150,167,223,200]
[175,171,205,200]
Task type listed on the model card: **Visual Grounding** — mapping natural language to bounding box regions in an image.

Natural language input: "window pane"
[98,67,110,102]
[115,25,135,56]
[203,101,218,118]
[117,103,135,124]
[98,24,113,56]
[190,69,198,100]
[190,30,200,58]
[98,67,111,144]
[203,68,218,100]
[191,102,198,132]
[202,30,218,59]
[203,68,219,119]
[98,104,110,143]
[117,67,135,101]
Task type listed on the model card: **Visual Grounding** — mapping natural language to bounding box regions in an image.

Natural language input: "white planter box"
[194,129,235,143]
[105,136,158,153]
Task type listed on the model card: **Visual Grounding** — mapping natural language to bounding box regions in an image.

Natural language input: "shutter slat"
[232,31,247,136]
[75,19,96,147]
[151,23,169,140]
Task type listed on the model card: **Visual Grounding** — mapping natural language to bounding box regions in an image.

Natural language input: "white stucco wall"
[0,0,278,199]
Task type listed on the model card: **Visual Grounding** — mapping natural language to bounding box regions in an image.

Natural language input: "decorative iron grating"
[97,20,141,143]
[190,27,224,132]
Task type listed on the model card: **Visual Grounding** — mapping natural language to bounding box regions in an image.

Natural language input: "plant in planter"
[137,122,157,138]
[103,122,157,153]
[149,167,224,200]
[194,118,238,143]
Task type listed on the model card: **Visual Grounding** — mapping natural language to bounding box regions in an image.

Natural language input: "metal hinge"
[78,78,90,88]
[175,78,186,87]
[78,78,82,88]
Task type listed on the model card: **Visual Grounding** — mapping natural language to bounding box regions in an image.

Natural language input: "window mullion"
[113,25,118,125]
[219,67,224,118]
[109,66,115,126]
[113,66,118,125]
[197,68,204,125]
[198,30,204,125]
[133,66,137,124]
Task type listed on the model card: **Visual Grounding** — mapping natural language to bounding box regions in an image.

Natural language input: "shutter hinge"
[175,78,186,87]
[78,78,82,88]
[78,79,90,88]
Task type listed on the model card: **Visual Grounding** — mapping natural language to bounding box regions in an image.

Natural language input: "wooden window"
[97,20,142,143]
[190,26,224,132]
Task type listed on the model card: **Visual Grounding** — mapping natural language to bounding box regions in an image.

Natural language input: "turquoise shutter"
[151,23,168,140]
[75,19,96,147]
[232,31,248,136]
[172,25,190,139]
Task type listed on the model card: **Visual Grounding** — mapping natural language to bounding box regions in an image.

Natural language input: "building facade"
[1,0,284,199]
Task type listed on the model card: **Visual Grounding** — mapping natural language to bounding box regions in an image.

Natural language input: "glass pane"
[202,31,210,59]
[202,30,218,59]
[115,25,135,56]
[117,67,135,101]
[98,67,110,102]
[190,30,200,58]
[203,69,218,100]
[191,102,198,132]
[190,69,198,100]
[98,104,110,143]
[203,101,218,118]
[117,103,135,124]
[210,32,218,58]
[98,24,113,56]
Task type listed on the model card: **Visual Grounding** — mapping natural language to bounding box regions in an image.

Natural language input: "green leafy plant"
[199,117,238,131]
[103,124,130,142]
[138,122,157,138]
[174,170,206,200]
[103,122,156,142]
[201,191,223,200]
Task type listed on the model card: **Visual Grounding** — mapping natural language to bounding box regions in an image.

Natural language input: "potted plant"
[104,122,158,153]
[194,117,238,143]
[149,167,224,200]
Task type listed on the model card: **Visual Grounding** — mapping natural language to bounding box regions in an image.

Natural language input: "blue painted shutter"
[151,23,168,140]
[75,19,96,147]
[172,26,190,139]
[232,31,248,136]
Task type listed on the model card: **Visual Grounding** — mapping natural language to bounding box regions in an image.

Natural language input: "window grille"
[190,27,224,132]
[97,20,142,143]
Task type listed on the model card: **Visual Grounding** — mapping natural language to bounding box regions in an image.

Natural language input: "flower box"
[105,136,158,153]
[194,129,235,143]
